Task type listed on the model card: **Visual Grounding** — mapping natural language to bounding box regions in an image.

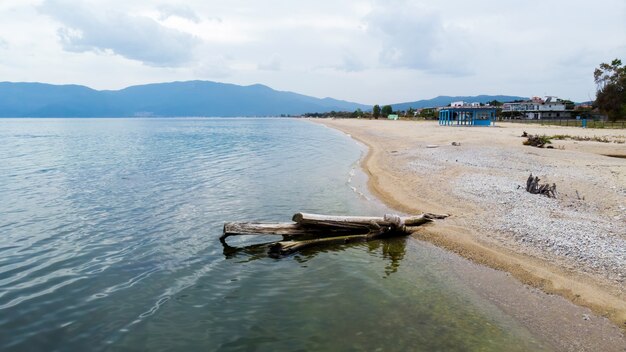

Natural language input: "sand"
[316,119,626,333]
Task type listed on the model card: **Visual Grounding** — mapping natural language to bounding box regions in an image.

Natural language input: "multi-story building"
[502,96,572,119]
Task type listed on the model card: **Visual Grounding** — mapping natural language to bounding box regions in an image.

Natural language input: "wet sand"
[315,118,626,349]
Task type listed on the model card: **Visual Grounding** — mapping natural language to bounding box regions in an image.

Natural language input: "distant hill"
[391,95,528,110]
[0,81,370,117]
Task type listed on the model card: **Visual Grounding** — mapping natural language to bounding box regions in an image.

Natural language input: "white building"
[502,96,571,119]
[450,101,481,108]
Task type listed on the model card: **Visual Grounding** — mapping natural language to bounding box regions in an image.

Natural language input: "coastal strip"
[315,118,626,330]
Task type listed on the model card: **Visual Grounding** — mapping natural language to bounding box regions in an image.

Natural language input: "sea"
[0,118,548,351]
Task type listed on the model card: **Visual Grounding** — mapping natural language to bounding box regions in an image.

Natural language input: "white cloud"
[157,4,201,23]
[40,0,200,67]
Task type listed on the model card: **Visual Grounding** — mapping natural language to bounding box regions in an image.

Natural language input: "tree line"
[303,105,439,119]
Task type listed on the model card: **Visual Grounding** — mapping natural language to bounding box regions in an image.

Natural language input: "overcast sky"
[0,0,624,104]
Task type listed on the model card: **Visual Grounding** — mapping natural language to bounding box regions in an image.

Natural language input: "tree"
[419,108,436,119]
[381,105,393,117]
[373,105,381,119]
[558,99,575,110]
[351,108,363,118]
[594,59,626,121]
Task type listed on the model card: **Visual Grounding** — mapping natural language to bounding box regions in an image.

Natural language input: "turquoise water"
[0,118,548,351]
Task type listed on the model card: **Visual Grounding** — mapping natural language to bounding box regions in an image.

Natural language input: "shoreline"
[315,118,626,331]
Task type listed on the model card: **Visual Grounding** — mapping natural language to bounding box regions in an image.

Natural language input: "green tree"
[373,105,381,119]
[594,59,626,121]
[558,99,575,110]
[381,105,393,117]
[351,108,363,118]
[419,108,436,119]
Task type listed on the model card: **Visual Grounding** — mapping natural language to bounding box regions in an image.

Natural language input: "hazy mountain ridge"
[0,81,370,117]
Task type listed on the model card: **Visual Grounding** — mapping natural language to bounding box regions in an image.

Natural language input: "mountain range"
[0,81,526,117]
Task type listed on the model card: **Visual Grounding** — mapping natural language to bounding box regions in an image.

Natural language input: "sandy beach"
[317,119,626,331]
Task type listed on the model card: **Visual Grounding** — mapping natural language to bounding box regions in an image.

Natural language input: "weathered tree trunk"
[221,221,368,243]
[292,212,448,228]
[223,222,304,236]
[221,212,449,257]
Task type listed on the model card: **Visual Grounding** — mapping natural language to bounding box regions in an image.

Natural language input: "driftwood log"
[526,173,557,198]
[222,212,449,257]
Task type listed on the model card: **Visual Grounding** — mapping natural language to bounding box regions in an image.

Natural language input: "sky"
[0,0,624,104]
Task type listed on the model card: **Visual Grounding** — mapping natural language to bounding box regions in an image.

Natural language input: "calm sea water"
[0,118,548,351]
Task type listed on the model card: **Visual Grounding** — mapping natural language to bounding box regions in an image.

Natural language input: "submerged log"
[269,232,387,257]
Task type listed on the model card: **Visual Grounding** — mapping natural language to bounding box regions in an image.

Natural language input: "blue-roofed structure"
[438,107,497,126]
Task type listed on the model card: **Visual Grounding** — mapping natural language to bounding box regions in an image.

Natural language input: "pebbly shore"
[401,144,626,288]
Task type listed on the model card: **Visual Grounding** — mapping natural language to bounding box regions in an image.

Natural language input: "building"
[451,101,481,108]
[502,96,572,119]
[438,107,497,126]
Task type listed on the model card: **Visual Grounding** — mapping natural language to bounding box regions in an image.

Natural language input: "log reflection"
[367,237,407,277]
[221,236,408,277]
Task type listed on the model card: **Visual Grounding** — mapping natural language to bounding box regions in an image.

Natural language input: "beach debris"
[221,212,449,257]
[523,134,552,148]
[526,173,557,198]
[575,190,585,201]
[522,131,529,137]
[451,142,461,146]
[426,144,439,148]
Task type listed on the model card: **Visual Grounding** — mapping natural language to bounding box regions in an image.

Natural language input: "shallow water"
[0,118,549,351]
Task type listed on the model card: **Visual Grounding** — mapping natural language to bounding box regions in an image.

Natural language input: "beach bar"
[438,107,497,126]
